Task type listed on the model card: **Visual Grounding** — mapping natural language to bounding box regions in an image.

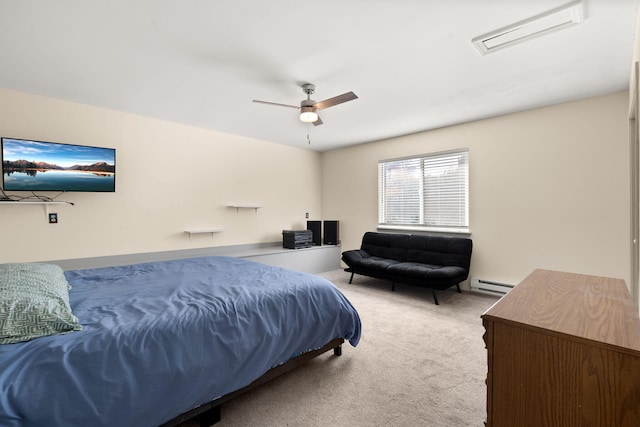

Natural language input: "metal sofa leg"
[349,272,354,284]
[432,289,440,305]
[456,283,461,293]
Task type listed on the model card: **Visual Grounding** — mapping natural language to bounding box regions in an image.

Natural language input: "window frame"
[378,148,470,235]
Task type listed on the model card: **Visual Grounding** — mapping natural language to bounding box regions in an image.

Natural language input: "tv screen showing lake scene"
[1,138,116,192]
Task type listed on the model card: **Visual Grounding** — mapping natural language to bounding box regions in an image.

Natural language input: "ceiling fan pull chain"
[307,128,311,145]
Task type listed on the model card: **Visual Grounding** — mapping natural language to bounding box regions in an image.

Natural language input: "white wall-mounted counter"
[46,242,341,274]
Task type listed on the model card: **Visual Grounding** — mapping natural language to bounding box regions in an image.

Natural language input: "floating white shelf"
[184,228,224,239]
[227,204,261,213]
[0,200,73,218]
[0,201,69,205]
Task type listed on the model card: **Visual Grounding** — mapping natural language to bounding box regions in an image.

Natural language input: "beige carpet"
[183,270,499,427]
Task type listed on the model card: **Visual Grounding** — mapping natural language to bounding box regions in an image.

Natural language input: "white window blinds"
[378,149,469,230]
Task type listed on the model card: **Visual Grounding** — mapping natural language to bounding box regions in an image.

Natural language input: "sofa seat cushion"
[342,250,403,270]
[352,256,402,270]
[387,262,468,286]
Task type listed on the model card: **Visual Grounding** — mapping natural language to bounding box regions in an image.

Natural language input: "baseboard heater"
[470,278,514,296]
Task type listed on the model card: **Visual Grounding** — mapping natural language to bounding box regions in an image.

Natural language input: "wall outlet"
[305,212,309,219]
[48,213,58,224]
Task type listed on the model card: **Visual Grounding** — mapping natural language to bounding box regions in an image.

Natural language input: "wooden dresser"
[482,269,640,427]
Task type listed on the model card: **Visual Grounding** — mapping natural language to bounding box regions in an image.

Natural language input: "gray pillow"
[0,263,82,344]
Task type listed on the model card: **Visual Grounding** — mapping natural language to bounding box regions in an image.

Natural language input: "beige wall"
[0,87,631,288]
[0,88,322,263]
[322,92,630,287]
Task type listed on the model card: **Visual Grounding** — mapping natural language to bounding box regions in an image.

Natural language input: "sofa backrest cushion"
[406,235,472,270]
[361,232,410,261]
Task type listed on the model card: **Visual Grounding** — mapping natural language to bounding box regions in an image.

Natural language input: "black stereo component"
[282,230,313,249]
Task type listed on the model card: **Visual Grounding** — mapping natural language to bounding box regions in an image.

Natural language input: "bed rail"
[161,338,345,427]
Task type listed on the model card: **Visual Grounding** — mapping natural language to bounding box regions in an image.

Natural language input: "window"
[378,149,469,232]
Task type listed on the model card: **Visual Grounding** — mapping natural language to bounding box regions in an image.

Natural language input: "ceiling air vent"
[472,0,585,55]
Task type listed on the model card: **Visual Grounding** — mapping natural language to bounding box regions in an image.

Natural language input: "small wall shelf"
[227,204,261,214]
[0,201,69,205]
[0,200,73,219]
[184,228,224,239]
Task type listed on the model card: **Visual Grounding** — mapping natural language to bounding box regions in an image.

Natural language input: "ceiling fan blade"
[252,100,299,109]
[313,115,323,126]
[313,91,358,110]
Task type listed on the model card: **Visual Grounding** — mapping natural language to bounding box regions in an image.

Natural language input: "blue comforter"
[0,256,361,426]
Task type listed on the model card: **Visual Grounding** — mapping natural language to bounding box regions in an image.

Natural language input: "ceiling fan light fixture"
[300,106,318,123]
[253,83,356,128]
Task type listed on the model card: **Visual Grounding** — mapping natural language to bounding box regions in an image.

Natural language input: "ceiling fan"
[252,83,358,126]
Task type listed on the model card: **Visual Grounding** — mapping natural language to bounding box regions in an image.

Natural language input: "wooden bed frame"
[161,338,345,427]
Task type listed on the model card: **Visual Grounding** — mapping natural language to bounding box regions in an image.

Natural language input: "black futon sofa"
[341,232,473,305]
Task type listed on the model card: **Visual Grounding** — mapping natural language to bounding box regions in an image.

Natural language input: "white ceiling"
[0,0,637,152]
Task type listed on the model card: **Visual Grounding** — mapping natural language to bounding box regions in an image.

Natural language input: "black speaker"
[323,220,339,245]
[306,220,322,246]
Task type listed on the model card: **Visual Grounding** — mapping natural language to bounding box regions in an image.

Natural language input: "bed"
[0,256,362,426]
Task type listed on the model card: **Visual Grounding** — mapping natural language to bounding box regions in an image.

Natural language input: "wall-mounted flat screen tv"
[1,137,116,192]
